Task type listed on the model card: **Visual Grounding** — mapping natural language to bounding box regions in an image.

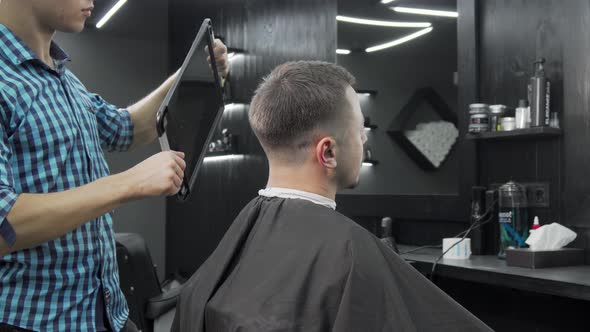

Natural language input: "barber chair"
[115,233,185,332]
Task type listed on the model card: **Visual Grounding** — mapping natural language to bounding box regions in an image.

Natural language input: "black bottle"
[470,186,486,255]
[528,58,550,127]
[379,217,399,254]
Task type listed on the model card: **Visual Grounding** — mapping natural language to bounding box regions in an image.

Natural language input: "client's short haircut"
[249,61,356,156]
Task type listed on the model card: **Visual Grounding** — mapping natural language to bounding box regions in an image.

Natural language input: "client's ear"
[316,137,337,169]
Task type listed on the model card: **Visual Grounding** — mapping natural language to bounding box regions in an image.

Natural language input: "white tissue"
[525,223,577,251]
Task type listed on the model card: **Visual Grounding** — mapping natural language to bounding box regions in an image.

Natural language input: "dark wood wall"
[477,0,590,255]
[162,1,590,328]
[336,0,479,246]
[166,0,337,277]
[335,14,460,196]
[164,0,590,277]
[442,1,590,330]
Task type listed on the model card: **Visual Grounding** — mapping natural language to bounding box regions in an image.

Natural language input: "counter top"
[400,245,590,301]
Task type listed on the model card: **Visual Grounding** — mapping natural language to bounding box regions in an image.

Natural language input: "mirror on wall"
[337,0,459,195]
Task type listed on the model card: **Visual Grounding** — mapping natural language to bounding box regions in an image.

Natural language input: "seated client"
[172,61,491,332]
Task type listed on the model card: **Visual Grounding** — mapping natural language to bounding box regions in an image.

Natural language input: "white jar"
[501,117,516,131]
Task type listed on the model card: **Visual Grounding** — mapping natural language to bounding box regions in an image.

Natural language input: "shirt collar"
[0,24,69,68]
[258,187,337,210]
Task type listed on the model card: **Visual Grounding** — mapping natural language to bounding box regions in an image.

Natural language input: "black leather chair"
[115,233,185,332]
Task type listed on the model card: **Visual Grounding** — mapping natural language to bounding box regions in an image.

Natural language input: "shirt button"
[105,288,111,304]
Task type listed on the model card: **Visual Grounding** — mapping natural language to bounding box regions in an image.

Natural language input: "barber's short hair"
[249,61,356,154]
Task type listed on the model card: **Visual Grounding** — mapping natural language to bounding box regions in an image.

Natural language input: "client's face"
[336,86,367,189]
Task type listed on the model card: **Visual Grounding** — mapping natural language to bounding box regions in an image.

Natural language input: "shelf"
[227,47,247,53]
[356,89,378,96]
[387,88,457,171]
[362,159,379,166]
[466,127,562,140]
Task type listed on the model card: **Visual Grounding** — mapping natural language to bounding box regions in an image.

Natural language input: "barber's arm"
[127,39,230,149]
[0,150,186,257]
[0,79,189,256]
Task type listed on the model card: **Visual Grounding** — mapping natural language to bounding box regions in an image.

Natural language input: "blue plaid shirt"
[0,25,134,331]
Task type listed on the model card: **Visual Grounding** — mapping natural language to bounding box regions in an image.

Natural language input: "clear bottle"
[489,105,506,131]
[549,112,560,129]
[498,181,530,259]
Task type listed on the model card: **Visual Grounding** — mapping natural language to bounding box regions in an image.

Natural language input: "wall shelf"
[362,159,379,166]
[466,127,562,140]
[364,115,378,130]
[357,89,378,96]
[387,87,457,171]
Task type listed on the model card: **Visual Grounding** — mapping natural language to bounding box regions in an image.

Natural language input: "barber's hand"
[207,39,230,79]
[123,151,186,199]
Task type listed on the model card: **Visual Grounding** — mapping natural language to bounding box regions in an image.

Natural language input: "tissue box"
[506,248,585,269]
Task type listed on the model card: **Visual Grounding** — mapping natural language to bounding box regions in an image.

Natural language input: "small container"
[531,216,541,233]
[469,103,490,133]
[549,112,560,129]
[501,117,516,131]
[515,100,530,129]
[489,104,507,131]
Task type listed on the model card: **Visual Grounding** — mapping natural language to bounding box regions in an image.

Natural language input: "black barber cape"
[172,196,491,332]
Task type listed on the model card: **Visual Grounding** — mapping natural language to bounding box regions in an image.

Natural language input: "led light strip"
[392,6,458,18]
[203,154,244,163]
[336,15,431,28]
[365,27,433,53]
[224,103,247,113]
[96,0,128,29]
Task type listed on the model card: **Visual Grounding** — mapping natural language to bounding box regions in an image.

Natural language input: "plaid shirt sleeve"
[91,93,134,152]
[0,90,18,247]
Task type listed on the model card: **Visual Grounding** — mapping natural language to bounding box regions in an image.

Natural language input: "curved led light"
[224,103,247,113]
[96,0,128,29]
[365,27,433,53]
[336,15,431,28]
[392,6,459,18]
[203,154,244,163]
[228,53,245,62]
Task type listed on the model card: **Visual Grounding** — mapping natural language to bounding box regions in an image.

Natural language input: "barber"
[0,1,229,331]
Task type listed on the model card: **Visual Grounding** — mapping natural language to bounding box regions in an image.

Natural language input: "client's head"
[249,61,366,194]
